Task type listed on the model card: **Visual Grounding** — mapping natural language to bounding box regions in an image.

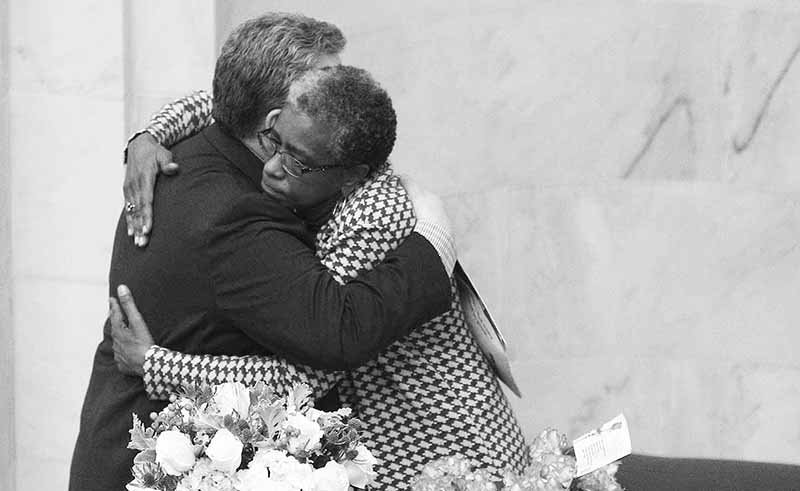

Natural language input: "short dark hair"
[288,65,397,175]
[213,13,346,138]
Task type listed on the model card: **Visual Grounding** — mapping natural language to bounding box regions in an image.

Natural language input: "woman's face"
[259,105,346,211]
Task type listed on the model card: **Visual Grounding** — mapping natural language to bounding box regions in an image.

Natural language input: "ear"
[340,164,370,193]
[264,108,282,129]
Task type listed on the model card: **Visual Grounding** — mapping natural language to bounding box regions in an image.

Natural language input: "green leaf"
[133,448,156,464]
[250,381,276,406]
[289,384,313,412]
[256,401,287,439]
[128,414,156,451]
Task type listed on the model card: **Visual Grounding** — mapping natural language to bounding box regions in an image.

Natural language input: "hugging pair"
[70,12,526,491]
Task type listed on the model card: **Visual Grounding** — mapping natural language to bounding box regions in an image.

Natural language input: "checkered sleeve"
[127,90,214,150]
[142,345,344,401]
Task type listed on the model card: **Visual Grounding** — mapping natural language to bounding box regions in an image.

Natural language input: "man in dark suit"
[69,15,453,491]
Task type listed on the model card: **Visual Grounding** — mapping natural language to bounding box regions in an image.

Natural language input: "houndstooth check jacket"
[138,91,529,489]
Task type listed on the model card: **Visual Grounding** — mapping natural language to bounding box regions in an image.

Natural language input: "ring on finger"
[125,201,137,214]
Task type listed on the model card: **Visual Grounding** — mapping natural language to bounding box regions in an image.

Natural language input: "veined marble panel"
[220,1,800,194]
[446,182,800,367]
[507,357,800,462]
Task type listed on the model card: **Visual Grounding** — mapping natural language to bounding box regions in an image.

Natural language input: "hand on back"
[124,133,180,247]
[109,285,155,376]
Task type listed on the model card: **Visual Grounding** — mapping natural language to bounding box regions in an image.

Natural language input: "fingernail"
[117,285,129,297]
[127,227,133,236]
[142,224,149,234]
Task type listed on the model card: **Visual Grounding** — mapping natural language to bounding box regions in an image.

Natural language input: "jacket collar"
[202,122,264,188]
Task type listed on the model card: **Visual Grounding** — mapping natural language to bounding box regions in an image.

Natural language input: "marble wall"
[7,1,125,489]
[221,0,800,464]
[124,1,216,134]
[5,0,800,489]
[1,0,14,489]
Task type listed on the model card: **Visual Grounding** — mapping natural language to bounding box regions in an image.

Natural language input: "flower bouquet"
[126,382,377,491]
[410,429,623,491]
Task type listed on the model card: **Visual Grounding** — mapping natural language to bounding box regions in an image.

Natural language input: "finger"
[132,210,147,247]
[133,207,152,246]
[127,179,146,246]
[133,217,146,247]
[123,196,135,237]
[123,172,136,237]
[117,284,146,329]
[124,212,134,237]
[156,148,177,174]
[161,162,180,175]
[109,297,126,332]
[139,203,153,238]
[135,172,155,240]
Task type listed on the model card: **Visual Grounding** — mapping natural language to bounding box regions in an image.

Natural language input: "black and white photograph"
[2,1,800,490]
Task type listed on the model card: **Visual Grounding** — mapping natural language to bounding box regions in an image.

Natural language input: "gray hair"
[288,65,396,176]
[212,13,346,138]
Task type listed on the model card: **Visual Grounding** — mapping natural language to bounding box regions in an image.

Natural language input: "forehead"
[274,105,334,165]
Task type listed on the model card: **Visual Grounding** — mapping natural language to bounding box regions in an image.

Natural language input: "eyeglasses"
[257,129,341,178]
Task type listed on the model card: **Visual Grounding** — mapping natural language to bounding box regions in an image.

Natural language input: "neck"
[298,193,339,232]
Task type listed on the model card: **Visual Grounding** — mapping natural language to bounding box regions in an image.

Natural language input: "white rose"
[206,428,243,473]
[249,448,292,469]
[237,467,297,491]
[282,413,324,454]
[311,461,350,491]
[155,430,196,475]
[343,445,378,488]
[254,450,314,489]
[278,461,314,490]
[213,381,251,418]
[304,408,326,424]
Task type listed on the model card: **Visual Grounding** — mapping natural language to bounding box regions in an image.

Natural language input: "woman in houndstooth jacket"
[112,89,529,490]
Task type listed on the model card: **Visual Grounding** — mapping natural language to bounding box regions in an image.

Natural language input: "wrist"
[124,131,158,165]
[130,131,158,149]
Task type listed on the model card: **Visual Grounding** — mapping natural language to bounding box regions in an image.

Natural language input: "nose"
[262,153,286,179]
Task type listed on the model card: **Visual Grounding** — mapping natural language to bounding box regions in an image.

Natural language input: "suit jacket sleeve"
[208,193,452,370]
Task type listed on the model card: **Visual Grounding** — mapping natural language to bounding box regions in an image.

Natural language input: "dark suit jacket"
[69,124,450,491]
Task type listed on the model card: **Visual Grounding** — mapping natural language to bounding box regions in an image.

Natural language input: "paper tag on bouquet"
[453,261,522,398]
[573,413,632,477]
